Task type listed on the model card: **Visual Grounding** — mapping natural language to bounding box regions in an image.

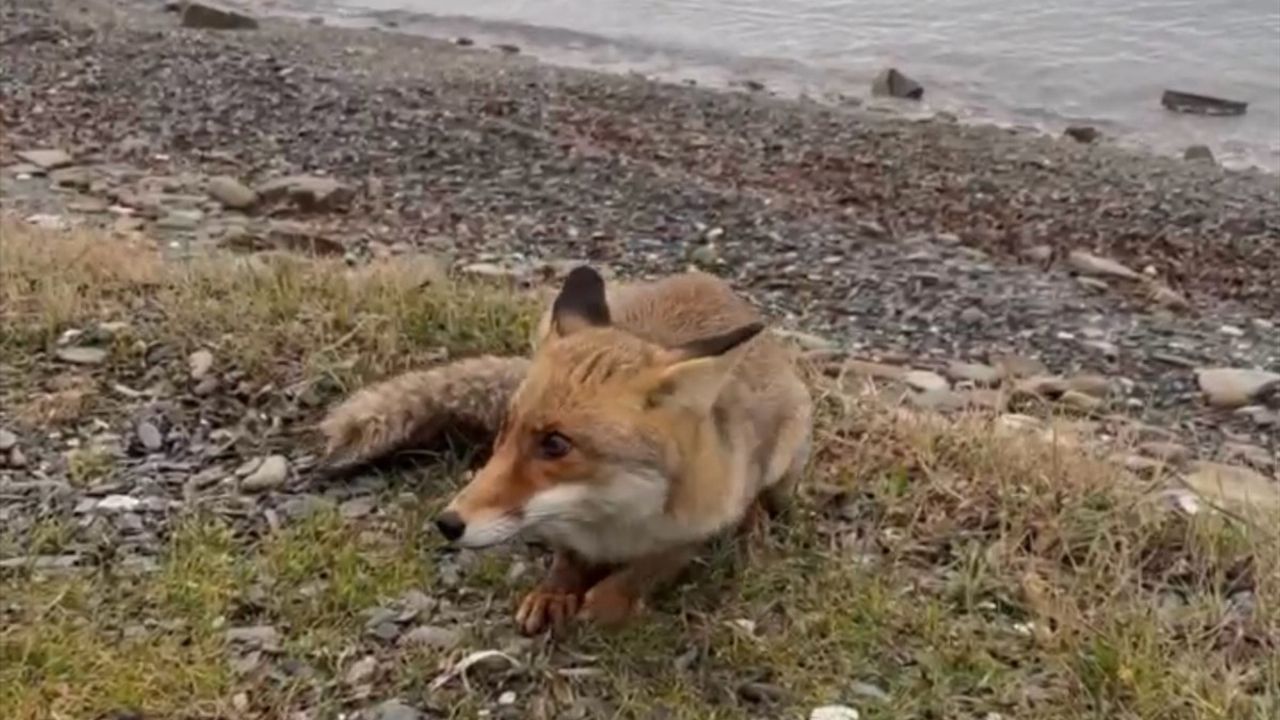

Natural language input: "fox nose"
[434,511,466,542]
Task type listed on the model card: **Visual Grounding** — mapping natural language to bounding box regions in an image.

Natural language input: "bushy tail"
[319,355,530,469]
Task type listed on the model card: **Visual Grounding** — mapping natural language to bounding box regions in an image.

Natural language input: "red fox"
[320,267,813,634]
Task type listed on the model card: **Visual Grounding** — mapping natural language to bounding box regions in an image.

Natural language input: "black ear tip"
[563,265,604,290]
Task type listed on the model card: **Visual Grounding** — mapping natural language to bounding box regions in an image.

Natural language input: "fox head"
[433,266,762,551]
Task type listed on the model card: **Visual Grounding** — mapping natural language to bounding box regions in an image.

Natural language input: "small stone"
[958,307,988,324]
[1138,441,1192,464]
[1066,250,1141,280]
[0,428,17,452]
[870,68,923,100]
[1184,145,1215,163]
[181,2,259,30]
[241,455,289,492]
[1236,405,1278,428]
[945,361,1001,387]
[461,263,519,281]
[225,625,281,648]
[17,149,73,170]
[8,447,26,468]
[848,682,890,702]
[1059,390,1104,413]
[56,346,109,365]
[1148,283,1190,310]
[371,700,422,720]
[340,496,376,519]
[689,244,719,268]
[345,655,378,686]
[98,495,142,512]
[188,349,215,380]
[207,176,258,209]
[50,166,93,190]
[1064,125,1100,143]
[903,370,949,393]
[737,681,785,704]
[774,329,837,352]
[497,691,517,706]
[811,707,860,720]
[990,353,1047,379]
[1196,368,1280,408]
[495,43,521,54]
[398,625,461,650]
[136,421,163,452]
[1014,375,1068,399]
[1020,244,1054,263]
[1065,374,1111,398]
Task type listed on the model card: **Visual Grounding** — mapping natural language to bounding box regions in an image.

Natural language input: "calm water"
[272,0,1280,171]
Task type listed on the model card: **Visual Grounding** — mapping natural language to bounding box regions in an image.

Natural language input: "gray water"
[270,0,1280,171]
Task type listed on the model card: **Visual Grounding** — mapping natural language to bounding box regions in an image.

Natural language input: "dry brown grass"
[1,217,1277,719]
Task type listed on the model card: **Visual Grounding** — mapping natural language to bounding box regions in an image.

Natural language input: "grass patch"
[1,218,1277,719]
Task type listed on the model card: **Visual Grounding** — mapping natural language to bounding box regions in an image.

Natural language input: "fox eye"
[536,431,573,460]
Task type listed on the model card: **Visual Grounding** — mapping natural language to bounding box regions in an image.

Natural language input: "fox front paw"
[515,588,583,635]
[577,583,642,627]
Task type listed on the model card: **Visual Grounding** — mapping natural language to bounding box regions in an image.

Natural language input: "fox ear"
[649,322,764,412]
[550,266,611,337]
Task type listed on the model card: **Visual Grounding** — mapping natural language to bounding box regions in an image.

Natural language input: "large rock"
[207,176,258,209]
[871,68,923,100]
[181,2,259,30]
[1196,368,1280,408]
[1066,250,1140,280]
[257,175,354,212]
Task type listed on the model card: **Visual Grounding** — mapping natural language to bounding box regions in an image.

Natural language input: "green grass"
[1,217,1277,719]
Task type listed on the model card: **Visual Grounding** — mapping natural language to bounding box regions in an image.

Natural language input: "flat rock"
[0,428,17,452]
[841,360,907,381]
[1139,441,1192,464]
[1065,374,1111,398]
[56,346,109,365]
[181,2,259,30]
[398,624,462,650]
[1196,368,1280,408]
[207,176,258,209]
[1059,390,1104,414]
[98,495,142,512]
[17,149,73,169]
[257,175,353,212]
[370,700,423,720]
[266,220,346,256]
[945,361,1001,387]
[1183,462,1279,512]
[903,370,949,393]
[871,68,923,100]
[811,707,860,720]
[241,455,289,492]
[1067,250,1141,280]
[225,624,281,649]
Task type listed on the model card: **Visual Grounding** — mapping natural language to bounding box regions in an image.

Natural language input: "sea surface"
[268,0,1280,171]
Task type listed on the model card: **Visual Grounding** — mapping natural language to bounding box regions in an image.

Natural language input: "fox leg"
[515,549,606,636]
[578,545,697,627]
